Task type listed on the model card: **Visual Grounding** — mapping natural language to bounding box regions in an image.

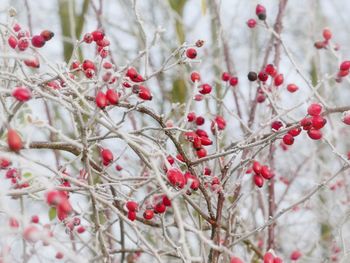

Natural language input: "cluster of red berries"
[4,168,29,189]
[95,89,119,109]
[166,168,200,191]
[126,196,172,221]
[314,28,333,50]
[64,217,85,234]
[83,29,110,58]
[249,161,273,188]
[246,4,266,29]
[337,60,350,82]
[300,103,326,140]
[263,252,284,263]
[221,72,239,86]
[46,189,73,221]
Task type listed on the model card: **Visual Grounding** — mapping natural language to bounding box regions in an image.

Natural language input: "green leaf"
[171,78,187,103]
[49,207,57,221]
[23,172,32,178]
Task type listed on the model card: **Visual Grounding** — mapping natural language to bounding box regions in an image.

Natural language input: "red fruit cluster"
[211,115,226,133]
[5,167,29,189]
[314,28,332,50]
[251,161,273,188]
[299,103,325,140]
[221,72,239,86]
[183,130,212,159]
[337,60,350,81]
[95,89,120,109]
[83,29,110,58]
[166,168,200,191]
[132,85,153,100]
[46,190,72,221]
[263,252,284,263]
[126,67,144,83]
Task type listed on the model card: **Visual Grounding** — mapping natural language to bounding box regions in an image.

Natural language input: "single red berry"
[196,148,207,158]
[162,195,172,206]
[83,33,93,43]
[274,74,284,86]
[200,136,213,146]
[261,165,273,179]
[143,210,154,220]
[55,252,64,259]
[283,134,294,145]
[186,48,197,59]
[307,129,322,140]
[154,202,166,214]
[84,68,95,78]
[257,94,266,103]
[31,35,46,48]
[12,86,32,102]
[287,84,299,93]
[221,72,230,81]
[126,201,138,212]
[24,57,40,68]
[314,41,327,49]
[193,136,202,149]
[265,64,277,76]
[40,30,54,41]
[338,70,349,77]
[323,28,332,41]
[0,158,11,169]
[77,225,85,233]
[82,59,95,71]
[167,168,185,188]
[101,148,113,165]
[230,257,243,263]
[204,167,211,176]
[196,129,208,138]
[271,120,283,131]
[106,89,119,105]
[95,92,107,109]
[31,215,39,224]
[258,71,269,82]
[288,127,302,137]
[7,129,23,152]
[340,61,350,71]
[254,174,264,188]
[8,36,17,49]
[253,161,262,174]
[300,117,313,130]
[92,30,104,41]
[247,19,257,28]
[18,38,29,51]
[273,257,283,263]
[290,250,302,260]
[190,72,201,82]
[187,112,196,122]
[256,4,266,20]
[212,116,226,130]
[229,77,238,86]
[196,116,205,126]
[199,83,212,94]
[307,103,322,116]
[342,111,350,125]
[138,85,152,100]
[311,115,327,129]
[13,23,21,32]
[264,252,275,263]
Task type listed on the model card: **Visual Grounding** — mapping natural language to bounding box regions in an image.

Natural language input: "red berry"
[212,116,226,130]
[18,38,29,51]
[187,112,196,122]
[95,92,107,109]
[252,161,262,174]
[24,57,40,68]
[261,165,273,179]
[300,117,313,130]
[196,129,208,138]
[40,30,54,41]
[56,252,64,259]
[162,195,172,207]
[340,61,350,71]
[307,129,322,140]
[274,74,284,86]
[13,24,21,32]
[290,250,301,260]
[265,64,277,76]
[23,225,39,242]
[31,35,46,48]
[264,252,275,263]
[311,115,327,129]
[221,72,230,81]
[126,201,138,212]
[342,111,350,125]
[84,68,95,78]
[186,48,197,59]
[247,19,257,28]
[8,36,17,49]
[31,215,39,224]
[7,129,23,152]
[154,202,166,214]
[106,89,119,105]
[83,33,93,43]
[143,210,154,220]
[199,84,212,94]
[101,148,113,165]
[338,70,349,77]
[167,168,185,188]
[258,71,269,82]
[190,72,201,82]
[307,103,322,116]
[82,59,95,71]
[257,94,266,103]
[229,77,238,86]
[12,86,32,101]
[288,127,302,137]
[283,134,294,145]
[200,136,213,146]
[196,148,207,158]
[0,158,11,169]
[271,120,283,131]
[138,86,152,100]
[77,226,85,233]
[254,174,264,188]
[230,257,243,263]
[287,84,298,93]
[92,30,104,41]
[273,257,283,263]
[314,41,327,49]
[196,116,205,126]
[323,28,332,40]
[192,136,202,149]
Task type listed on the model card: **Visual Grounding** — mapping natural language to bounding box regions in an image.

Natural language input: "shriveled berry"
[196,116,205,126]
[40,30,54,41]
[248,71,258,81]
[18,38,29,51]
[83,33,93,43]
